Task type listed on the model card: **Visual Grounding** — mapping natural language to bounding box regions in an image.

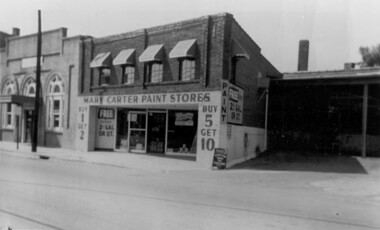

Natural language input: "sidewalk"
[0,141,204,172]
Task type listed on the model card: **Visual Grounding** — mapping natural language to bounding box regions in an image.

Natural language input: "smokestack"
[298,40,309,71]
[12,27,20,36]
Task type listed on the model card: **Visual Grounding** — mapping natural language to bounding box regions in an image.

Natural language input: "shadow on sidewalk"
[231,151,368,174]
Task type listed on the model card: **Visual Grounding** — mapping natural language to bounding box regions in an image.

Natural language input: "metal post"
[32,10,42,152]
[16,115,19,150]
[361,84,368,158]
[264,88,269,150]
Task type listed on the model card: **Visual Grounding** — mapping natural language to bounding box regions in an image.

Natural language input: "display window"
[167,110,197,154]
[147,112,166,154]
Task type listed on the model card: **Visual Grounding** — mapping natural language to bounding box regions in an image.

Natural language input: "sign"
[98,108,115,119]
[21,56,44,68]
[77,106,89,144]
[212,148,228,169]
[95,108,116,149]
[175,112,194,126]
[221,80,244,124]
[81,92,211,105]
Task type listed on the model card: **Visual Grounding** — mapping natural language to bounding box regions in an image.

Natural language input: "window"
[2,80,15,128]
[123,65,135,84]
[6,103,12,126]
[46,74,64,132]
[148,62,163,83]
[23,78,36,97]
[180,59,195,81]
[99,68,111,86]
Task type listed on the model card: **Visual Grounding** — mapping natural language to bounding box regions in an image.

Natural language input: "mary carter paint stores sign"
[82,92,211,105]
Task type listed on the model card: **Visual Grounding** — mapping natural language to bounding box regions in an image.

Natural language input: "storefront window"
[147,112,166,153]
[167,110,197,154]
[116,109,129,150]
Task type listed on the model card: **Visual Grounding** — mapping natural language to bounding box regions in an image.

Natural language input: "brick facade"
[79,13,280,130]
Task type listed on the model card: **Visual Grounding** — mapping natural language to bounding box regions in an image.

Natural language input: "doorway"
[24,110,34,143]
[128,111,147,153]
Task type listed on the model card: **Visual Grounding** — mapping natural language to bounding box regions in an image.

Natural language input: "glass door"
[128,111,147,153]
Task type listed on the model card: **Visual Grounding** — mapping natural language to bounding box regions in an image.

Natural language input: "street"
[0,153,379,230]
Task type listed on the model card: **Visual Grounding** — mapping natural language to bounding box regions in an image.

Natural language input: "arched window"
[46,74,64,132]
[23,77,36,97]
[2,79,15,128]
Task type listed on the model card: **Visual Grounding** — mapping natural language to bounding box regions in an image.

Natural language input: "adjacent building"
[268,41,380,157]
[0,27,87,149]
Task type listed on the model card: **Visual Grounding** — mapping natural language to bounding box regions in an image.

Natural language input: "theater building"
[0,28,86,149]
[76,13,280,167]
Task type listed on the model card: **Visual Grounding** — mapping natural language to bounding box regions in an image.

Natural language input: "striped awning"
[169,39,197,59]
[90,52,111,68]
[113,49,136,66]
[139,44,164,62]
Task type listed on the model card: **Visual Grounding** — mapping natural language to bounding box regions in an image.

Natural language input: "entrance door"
[24,110,34,143]
[128,111,147,153]
[147,112,166,154]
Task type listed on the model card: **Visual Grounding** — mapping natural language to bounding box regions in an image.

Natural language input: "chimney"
[12,27,20,36]
[298,40,309,71]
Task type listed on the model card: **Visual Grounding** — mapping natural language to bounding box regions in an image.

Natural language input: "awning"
[0,95,35,106]
[113,49,136,66]
[90,52,111,68]
[169,39,197,59]
[232,41,250,60]
[139,44,164,62]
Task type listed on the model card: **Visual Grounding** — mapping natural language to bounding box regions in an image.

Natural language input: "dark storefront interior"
[115,108,197,155]
[268,83,380,156]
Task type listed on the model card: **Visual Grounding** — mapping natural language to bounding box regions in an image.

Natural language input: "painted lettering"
[202,105,218,113]
[200,129,217,136]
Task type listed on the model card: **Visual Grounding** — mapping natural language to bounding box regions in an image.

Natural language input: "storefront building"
[77,13,280,167]
[0,28,86,149]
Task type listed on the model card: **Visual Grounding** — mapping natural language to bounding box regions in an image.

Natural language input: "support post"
[264,88,269,150]
[361,84,368,158]
[16,115,19,150]
[32,10,42,152]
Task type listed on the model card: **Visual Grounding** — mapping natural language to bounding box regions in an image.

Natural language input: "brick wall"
[230,18,279,128]
[79,14,230,96]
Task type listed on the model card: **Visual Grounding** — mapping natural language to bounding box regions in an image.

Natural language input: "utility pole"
[32,10,42,152]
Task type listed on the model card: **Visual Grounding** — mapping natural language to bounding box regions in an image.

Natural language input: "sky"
[0,0,379,72]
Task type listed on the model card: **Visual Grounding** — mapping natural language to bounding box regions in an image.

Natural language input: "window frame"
[2,80,15,129]
[122,65,135,85]
[99,67,111,86]
[147,61,163,83]
[179,58,196,81]
[46,75,65,132]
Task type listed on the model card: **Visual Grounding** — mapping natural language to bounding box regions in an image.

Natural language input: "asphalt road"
[0,153,379,230]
